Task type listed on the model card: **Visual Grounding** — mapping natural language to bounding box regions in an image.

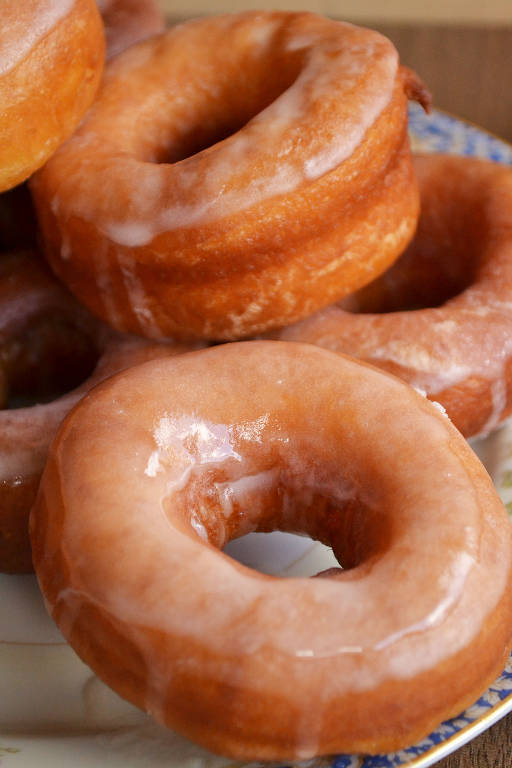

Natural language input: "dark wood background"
[375,24,512,143]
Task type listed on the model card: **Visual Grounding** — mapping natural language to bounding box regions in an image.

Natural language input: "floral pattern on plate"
[409,102,512,162]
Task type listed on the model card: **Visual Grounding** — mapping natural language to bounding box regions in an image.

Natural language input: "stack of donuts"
[2,2,512,763]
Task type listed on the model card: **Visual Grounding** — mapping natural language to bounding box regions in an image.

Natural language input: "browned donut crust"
[97,0,165,58]
[0,251,201,573]
[272,154,512,438]
[31,12,428,340]
[0,0,105,193]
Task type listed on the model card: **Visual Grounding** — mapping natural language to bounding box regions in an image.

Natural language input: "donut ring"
[273,154,512,438]
[0,251,200,573]
[97,0,165,59]
[0,0,105,193]
[31,341,512,759]
[31,12,429,341]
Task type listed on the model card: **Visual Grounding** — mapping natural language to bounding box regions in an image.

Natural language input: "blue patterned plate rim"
[408,102,512,163]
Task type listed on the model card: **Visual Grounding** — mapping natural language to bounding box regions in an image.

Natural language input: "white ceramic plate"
[2,105,512,768]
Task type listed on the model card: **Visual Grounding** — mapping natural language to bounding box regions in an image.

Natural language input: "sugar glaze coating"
[31,342,512,759]
[0,0,75,77]
[273,154,512,438]
[0,0,105,192]
[31,12,427,340]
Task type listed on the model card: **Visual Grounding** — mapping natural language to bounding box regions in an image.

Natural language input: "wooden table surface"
[165,12,512,767]
[437,711,512,767]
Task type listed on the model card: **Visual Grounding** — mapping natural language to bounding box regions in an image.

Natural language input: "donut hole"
[346,184,487,313]
[151,108,273,166]
[175,460,390,578]
[224,531,339,578]
[137,39,304,165]
[221,490,389,578]
[2,317,99,408]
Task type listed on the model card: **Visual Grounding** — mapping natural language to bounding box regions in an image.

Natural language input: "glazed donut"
[31,341,512,759]
[97,0,165,58]
[31,12,429,341]
[0,0,105,193]
[0,251,200,573]
[273,154,512,438]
